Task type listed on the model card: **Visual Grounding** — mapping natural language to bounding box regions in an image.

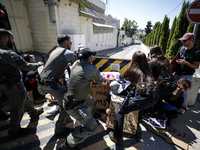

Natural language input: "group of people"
[0,26,200,150]
[108,32,200,145]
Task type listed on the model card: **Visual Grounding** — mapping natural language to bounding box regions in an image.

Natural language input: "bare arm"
[176,59,200,69]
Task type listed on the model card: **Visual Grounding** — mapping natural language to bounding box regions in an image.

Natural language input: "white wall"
[2,0,33,52]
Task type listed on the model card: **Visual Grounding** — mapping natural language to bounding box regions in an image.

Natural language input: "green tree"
[145,21,153,36]
[166,16,177,56]
[155,24,162,46]
[121,18,138,35]
[153,22,161,30]
[78,0,87,11]
[158,15,170,53]
[167,1,190,59]
[187,23,200,49]
[152,23,161,46]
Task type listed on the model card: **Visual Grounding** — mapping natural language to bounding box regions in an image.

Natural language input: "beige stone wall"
[26,0,118,53]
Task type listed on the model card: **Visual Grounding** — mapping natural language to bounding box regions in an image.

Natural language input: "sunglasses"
[181,39,190,43]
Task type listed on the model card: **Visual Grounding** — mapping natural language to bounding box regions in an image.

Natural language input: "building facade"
[2,0,120,53]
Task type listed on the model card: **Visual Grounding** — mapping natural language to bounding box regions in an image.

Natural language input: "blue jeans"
[174,73,193,108]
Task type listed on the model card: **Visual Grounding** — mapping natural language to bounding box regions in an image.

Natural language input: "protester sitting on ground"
[15,50,36,82]
[103,80,131,122]
[109,51,159,144]
[24,71,45,103]
[164,78,192,116]
[148,45,175,119]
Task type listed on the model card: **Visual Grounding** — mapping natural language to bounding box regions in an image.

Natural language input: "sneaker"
[61,139,79,150]
[109,131,122,144]
[47,105,59,114]
[8,127,31,136]
[31,107,44,119]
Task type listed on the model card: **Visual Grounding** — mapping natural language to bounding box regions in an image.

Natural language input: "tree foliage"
[121,18,138,36]
[145,21,153,36]
[187,23,200,50]
[166,16,177,55]
[158,15,170,53]
[153,22,161,30]
[78,0,87,11]
[167,1,190,59]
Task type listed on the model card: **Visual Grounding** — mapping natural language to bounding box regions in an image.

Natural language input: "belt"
[71,100,85,109]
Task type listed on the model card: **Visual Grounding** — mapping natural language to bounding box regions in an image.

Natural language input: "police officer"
[39,35,77,136]
[0,29,43,136]
[61,48,106,150]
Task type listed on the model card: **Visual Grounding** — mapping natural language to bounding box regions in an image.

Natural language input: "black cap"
[78,48,96,60]
[26,71,37,80]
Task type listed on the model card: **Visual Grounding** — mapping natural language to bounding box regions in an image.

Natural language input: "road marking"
[1,128,56,149]
[189,9,200,14]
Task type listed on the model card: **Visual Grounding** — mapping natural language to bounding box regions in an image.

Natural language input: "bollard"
[188,73,200,106]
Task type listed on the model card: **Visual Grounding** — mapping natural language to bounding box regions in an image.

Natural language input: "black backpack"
[156,75,177,97]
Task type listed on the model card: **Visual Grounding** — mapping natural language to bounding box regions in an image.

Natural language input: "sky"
[102,0,196,30]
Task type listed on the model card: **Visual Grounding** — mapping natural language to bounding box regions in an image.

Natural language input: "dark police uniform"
[0,45,41,135]
[39,45,77,134]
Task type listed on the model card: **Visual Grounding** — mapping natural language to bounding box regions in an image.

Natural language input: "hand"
[92,80,97,84]
[38,61,44,66]
[176,59,186,65]
[101,79,110,85]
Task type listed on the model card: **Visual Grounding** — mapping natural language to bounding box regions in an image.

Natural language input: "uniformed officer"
[0,29,43,136]
[61,48,106,150]
[39,35,77,136]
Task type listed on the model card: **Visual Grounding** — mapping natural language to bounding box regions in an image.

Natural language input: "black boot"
[8,127,31,136]
[109,131,122,145]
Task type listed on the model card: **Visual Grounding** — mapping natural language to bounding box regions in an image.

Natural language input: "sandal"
[177,108,185,114]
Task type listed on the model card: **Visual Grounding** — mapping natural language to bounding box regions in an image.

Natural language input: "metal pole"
[193,24,199,43]
[47,0,56,23]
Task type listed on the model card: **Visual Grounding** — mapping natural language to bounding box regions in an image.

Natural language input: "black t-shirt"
[176,46,200,75]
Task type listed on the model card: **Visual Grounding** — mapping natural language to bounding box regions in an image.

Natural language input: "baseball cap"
[78,48,96,60]
[179,33,195,40]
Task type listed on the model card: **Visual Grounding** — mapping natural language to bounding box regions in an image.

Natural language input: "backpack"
[117,78,159,114]
[156,75,177,97]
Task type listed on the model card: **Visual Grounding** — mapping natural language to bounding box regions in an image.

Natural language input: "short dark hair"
[0,29,11,40]
[57,35,70,44]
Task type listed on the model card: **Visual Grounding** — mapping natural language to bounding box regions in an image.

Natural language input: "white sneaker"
[47,105,59,114]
